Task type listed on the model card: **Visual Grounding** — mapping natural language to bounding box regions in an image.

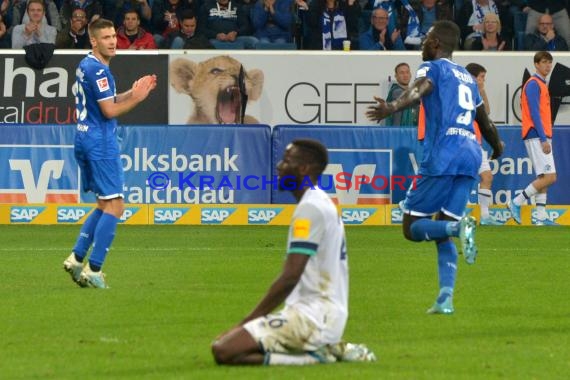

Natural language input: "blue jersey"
[73,52,119,161]
[415,58,483,178]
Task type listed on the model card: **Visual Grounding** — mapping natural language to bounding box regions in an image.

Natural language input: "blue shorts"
[76,151,124,200]
[401,175,475,220]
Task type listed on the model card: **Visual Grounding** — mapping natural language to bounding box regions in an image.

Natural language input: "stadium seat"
[255,42,297,50]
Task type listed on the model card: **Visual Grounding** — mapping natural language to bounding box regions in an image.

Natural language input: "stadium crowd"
[0,0,569,51]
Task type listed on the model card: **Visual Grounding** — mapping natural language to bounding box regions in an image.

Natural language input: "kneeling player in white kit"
[211,139,375,365]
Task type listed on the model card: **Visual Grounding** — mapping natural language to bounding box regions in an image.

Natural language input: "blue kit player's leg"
[403,175,477,262]
[64,209,103,283]
[427,240,457,314]
[72,208,103,261]
[89,212,119,273]
[77,158,124,289]
[402,175,477,314]
[64,150,102,283]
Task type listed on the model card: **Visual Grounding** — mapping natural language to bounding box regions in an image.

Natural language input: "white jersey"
[285,187,348,344]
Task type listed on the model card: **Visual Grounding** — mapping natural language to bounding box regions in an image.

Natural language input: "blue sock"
[72,208,103,261]
[436,240,458,301]
[410,219,454,241]
[89,213,119,271]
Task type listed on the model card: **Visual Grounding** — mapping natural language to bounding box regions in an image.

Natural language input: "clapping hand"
[132,74,157,101]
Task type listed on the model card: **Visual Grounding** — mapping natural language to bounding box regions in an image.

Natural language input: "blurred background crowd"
[0,0,569,52]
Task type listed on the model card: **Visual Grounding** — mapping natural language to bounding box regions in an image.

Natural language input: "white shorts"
[478,148,491,175]
[243,307,323,353]
[524,138,556,175]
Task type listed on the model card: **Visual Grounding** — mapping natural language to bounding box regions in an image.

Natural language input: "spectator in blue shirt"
[359,7,404,50]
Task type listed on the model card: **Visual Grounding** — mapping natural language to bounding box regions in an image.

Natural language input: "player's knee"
[548,173,557,185]
[115,204,125,218]
[110,200,125,218]
[407,221,425,242]
[211,341,231,365]
[402,225,417,242]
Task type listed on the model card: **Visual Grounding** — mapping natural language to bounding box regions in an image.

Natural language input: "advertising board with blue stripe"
[121,125,271,204]
[271,126,421,204]
[0,125,78,204]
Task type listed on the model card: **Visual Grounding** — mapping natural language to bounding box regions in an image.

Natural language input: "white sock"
[267,353,320,365]
[514,184,538,206]
[478,188,492,218]
[535,193,547,220]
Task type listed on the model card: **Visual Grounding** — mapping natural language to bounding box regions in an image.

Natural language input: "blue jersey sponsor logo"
[248,207,282,224]
[57,206,93,223]
[201,208,236,224]
[341,208,376,224]
[10,206,46,223]
[154,207,189,224]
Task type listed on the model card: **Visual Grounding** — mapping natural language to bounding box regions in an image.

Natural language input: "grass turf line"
[0,225,569,379]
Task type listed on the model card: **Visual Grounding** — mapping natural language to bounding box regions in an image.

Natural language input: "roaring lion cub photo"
[169,56,264,124]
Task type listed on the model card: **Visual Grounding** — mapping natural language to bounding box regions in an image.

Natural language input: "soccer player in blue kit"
[367,20,504,314]
[63,18,157,288]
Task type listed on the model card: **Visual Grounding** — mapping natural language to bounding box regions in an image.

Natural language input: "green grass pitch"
[1,225,569,379]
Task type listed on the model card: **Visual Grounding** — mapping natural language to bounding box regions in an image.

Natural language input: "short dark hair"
[179,9,197,22]
[88,18,115,38]
[292,139,328,175]
[394,62,410,74]
[432,20,460,54]
[124,9,141,20]
[534,51,553,64]
[465,63,487,77]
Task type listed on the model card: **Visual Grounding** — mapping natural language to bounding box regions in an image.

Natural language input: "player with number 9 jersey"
[415,59,483,179]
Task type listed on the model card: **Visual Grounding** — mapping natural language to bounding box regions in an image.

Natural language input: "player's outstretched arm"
[99,75,157,119]
[475,104,504,159]
[366,77,432,122]
[238,253,309,326]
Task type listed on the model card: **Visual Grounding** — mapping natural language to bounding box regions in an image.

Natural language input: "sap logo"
[9,159,64,202]
[248,208,282,224]
[10,206,45,223]
[120,207,139,222]
[391,207,403,224]
[341,208,376,224]
[201,208,236,224]
[57,207,92,223]
[531,208,565,224]
[489,209,511,223]
[154,208,189,224]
